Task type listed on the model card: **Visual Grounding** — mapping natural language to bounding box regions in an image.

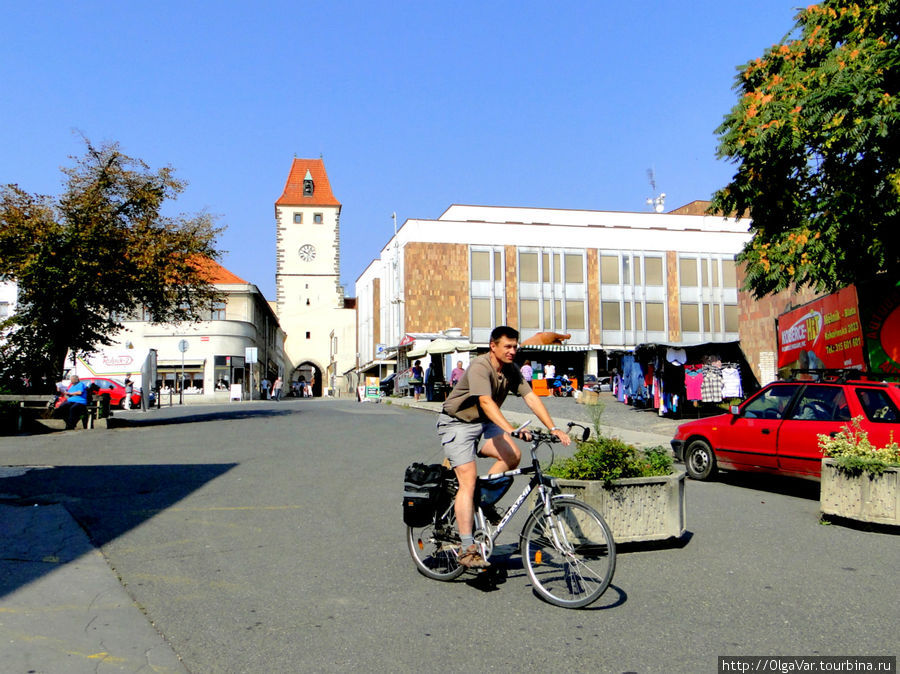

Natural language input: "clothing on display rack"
[685,365,703,401]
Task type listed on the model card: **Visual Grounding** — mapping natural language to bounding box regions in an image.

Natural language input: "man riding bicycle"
[436,325,571,568]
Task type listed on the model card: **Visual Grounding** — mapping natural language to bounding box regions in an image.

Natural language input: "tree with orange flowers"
[0,139,223,390]
[712,1,899,298]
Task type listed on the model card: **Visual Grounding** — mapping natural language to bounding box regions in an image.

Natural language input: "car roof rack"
[786,369,900,384]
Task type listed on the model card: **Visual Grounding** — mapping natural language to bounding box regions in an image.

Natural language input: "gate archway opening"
[292,362,322,398]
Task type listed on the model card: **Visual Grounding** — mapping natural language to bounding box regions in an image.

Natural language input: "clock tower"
[274,158,354,395]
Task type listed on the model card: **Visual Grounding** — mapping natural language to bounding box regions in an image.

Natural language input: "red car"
[78,377,142,409]
[671,379,900,481]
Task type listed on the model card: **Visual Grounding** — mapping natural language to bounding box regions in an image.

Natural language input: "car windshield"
[742,385,801,420]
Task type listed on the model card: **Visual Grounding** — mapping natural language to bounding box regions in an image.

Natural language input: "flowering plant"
[819,416,900,477]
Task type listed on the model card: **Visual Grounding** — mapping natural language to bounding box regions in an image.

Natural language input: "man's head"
[456,361,463,368]
[489,326,519,365]
[69,374,79,384]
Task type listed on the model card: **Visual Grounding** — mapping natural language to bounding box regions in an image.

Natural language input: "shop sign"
[777,285,865,369]
[860,285,900,375]
[365,376,380,399]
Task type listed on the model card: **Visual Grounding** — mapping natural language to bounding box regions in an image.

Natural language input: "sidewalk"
[403,394,677,450]
[0,477,187,673]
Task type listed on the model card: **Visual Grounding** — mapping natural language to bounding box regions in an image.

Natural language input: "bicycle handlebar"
[511,421,590,444]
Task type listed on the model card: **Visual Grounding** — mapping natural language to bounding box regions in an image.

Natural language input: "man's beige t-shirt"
[442,353,532,423]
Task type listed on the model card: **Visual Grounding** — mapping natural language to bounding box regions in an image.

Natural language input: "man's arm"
[522,391,572,445]
[477,395,517,434]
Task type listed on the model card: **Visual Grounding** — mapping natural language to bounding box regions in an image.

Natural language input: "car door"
[96,379,122,406]
[852,385,900,448]
[777,384,852,476]
[714,384,801,470]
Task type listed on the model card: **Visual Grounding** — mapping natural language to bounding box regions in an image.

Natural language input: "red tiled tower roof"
[275,158,341,207]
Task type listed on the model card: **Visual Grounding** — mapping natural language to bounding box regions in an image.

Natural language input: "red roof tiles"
[192,256,248,285]
[275,158,341,207]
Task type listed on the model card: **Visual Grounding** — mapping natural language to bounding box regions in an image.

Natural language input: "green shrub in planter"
[819,416,900,477]
[546,435,673,487]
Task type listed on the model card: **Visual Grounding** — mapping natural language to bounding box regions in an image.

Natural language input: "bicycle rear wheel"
[521,497,616,608]
[407,510,465,581]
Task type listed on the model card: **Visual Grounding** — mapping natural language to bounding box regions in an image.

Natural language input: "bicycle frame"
[472,433,568,546]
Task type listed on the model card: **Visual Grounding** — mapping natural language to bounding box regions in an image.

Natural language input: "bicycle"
[406,422,616,608]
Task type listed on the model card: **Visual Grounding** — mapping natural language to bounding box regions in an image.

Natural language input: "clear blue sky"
[1,1,801,299]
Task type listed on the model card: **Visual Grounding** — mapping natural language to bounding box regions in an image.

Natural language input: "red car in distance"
[671,378,900,481]
[77,377,142,409]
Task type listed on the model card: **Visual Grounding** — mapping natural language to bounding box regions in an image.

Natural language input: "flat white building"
[356,201,752,374]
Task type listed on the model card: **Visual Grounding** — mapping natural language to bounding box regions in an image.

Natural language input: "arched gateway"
[292,361,322,398]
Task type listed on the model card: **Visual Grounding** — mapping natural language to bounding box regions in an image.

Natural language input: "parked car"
[582,373,612,392]
[671,378,900,481]
[77,377,142,409]
[380,373,397,396]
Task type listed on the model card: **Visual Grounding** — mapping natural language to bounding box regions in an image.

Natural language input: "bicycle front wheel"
[521,498,616,608]
[407,512,465,581]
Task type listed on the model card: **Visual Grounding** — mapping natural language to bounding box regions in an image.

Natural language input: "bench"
[0,394,109,432]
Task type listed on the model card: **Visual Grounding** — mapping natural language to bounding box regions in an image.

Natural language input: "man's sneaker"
[457,544,490,568]
[482,503,505,526]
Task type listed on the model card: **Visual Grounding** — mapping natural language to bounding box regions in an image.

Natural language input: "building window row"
[292,212,324,224]
[466,246,738,345]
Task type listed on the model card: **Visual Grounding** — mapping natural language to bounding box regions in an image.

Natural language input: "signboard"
[777,286,865,370]
[860,285,900,375]
[230,383,242,401]
[245,347,258,364]
[365,376,380,400]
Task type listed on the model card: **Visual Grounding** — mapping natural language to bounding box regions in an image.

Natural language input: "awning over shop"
[519,345,593,352]
[359,359,397,373]
[157,360,206,369]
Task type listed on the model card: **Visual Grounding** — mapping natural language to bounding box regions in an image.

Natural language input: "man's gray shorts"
[436,413,504,467]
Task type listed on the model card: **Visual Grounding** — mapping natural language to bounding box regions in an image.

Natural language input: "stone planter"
[820,458,900,526]
[553,468,686,543]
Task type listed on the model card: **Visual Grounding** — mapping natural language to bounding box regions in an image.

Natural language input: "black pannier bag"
[403,462,446,527]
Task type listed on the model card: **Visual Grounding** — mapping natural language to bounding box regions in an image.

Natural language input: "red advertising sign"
[777,285,865,369]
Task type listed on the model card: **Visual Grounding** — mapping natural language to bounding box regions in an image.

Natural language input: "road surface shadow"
[0,462,237,599]
[109,407,298,428]
[715,470,821,501]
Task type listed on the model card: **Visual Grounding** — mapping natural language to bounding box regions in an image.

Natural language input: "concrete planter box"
[820,458,900,526]
[554,468,686,543]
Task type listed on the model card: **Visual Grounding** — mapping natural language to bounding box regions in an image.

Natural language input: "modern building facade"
[356,202,752,375]
[274,158,356,396]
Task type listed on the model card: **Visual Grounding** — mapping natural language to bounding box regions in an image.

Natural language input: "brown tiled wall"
[372,278,381,355]
[587,249,600,344]
[404,242,470,334]
[505,245,518,327]
[666,250,681,342]
[738,264,821,382]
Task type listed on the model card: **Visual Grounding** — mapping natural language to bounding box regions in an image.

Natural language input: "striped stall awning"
[519,345,594,352]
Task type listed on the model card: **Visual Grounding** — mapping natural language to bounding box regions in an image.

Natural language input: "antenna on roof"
[646,168,666,213]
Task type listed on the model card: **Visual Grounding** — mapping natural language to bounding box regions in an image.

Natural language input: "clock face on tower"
[298,244,317,262]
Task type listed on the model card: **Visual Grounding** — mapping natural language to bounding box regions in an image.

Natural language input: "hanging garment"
[722,366,743,398]
[666,347,688,365]
[685,366,703,401]
[701,365,724,403]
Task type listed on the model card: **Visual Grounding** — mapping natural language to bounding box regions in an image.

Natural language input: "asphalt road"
[0,399,896,673]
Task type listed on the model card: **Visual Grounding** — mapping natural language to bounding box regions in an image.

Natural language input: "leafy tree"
[712,0,900,298]
[0,140,223,390]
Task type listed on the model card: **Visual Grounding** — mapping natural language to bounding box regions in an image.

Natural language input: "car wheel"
[684,439,717,481]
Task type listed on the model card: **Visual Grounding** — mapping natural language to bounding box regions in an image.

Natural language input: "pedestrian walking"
[123,376,134,409]
[272,376,283,401]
